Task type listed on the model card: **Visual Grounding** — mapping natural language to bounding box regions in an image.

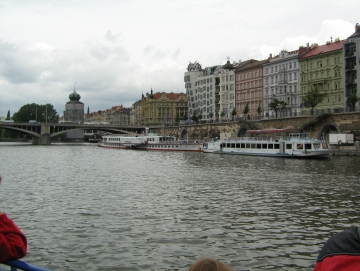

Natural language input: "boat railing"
[0,260,52,271]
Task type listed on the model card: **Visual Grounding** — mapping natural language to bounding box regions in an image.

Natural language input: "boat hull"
[202,134,333,158]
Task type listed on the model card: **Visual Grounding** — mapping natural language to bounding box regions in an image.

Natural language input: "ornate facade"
[299,40,344,113]
[141,89,187,125]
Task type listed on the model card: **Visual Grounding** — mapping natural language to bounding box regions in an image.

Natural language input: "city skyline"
[0,0,358,117]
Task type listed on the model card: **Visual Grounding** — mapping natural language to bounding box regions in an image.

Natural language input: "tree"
[302,87,325,115]
[12,103,59,123]
[6,110,10,120]
[220,110,225,120]
[175,113,180,124]
[231,108,236,120]
[257,103,262,117]
[348,91,360,111]
[269,98,287,118]
[191,111,198,122]
[208,112,214,121]
[243,103,249,119]
[198,112,202,122]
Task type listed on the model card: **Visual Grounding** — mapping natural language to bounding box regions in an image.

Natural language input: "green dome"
[69,90,81,101]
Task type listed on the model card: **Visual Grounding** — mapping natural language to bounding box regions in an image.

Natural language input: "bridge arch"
[318,121,340,139]
[180,129,188,140]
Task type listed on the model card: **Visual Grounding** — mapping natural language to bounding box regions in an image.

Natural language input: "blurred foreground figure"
[0,175,27,263]
[188,258,232,271]
[314,226,360,271]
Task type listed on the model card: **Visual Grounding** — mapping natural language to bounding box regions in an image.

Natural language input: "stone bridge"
[163,112,360,141]
[0,122,153,144]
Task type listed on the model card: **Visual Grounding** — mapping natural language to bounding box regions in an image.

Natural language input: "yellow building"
[141,89,187,125]
[299,40,344,113]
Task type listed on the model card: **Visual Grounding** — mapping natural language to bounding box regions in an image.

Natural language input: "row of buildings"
[66,23,359,127]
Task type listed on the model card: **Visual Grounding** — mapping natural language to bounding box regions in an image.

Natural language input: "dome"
[69,90,81,102]
[222,60,235,70]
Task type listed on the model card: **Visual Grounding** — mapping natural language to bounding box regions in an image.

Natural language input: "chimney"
[306,43,309,48]
[269,53,272,59]
[356,23,360,32]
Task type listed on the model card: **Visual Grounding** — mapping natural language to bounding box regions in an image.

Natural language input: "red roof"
[300,41,343,59]
[152,92,185,100]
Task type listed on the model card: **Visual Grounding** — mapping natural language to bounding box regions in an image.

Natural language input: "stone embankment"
[332,145,360,156]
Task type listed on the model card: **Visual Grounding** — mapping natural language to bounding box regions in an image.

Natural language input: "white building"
[184,59,241,121]
[263,48,307,117]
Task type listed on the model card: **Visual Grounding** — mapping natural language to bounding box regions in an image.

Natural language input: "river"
[0,142,359,271]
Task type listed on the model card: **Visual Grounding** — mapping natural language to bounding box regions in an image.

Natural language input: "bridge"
[0,122,161,145]
[1,111,359,145]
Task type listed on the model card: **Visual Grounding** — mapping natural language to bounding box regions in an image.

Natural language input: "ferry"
[98,133,203,152]
[203,129,333,158]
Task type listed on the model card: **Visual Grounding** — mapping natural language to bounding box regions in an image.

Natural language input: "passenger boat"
[98,133,203,152]
[202,129,333,158]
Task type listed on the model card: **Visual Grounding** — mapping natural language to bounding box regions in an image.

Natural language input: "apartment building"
[235,59,268,119]
[263,48,308,117]
[141,88,187,125]
[184,59,243,121]
[299,40,344,113]
[344,23,360,110]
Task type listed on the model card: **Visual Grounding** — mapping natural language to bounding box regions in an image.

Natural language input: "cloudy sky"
[0,0,358,117]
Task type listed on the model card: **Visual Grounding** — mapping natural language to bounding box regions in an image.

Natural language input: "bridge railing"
[0,260,52,271]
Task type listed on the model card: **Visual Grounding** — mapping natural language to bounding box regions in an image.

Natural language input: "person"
[313,226,360,271]
[188,258,232,271]
[0,175,27,263]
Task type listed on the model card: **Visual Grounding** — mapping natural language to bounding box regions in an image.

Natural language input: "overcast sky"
[0,0,359,117]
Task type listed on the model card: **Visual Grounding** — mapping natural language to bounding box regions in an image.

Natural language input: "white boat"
[99,133,203,152]
[203,130,333,158]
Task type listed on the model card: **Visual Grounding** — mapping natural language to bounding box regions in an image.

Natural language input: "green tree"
[175,113,180,124]
[257,103,262,116]
[269,98,287,118]
[231,108,236,120]
[302,87,325,115]
[243,103,249,119]
[208,112,214,121]
[12,103,59,123]
[220,110,225,120]
[191,112,198,122]
[348,91,360,111]
[198,112,203,122]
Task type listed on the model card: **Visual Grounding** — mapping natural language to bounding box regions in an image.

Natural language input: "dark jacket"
[314,226,360,271]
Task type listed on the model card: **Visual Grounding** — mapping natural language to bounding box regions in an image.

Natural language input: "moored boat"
[98,133,203,152]
[203,130,333,158]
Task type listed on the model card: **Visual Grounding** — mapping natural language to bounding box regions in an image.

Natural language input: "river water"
[0,142,359,271]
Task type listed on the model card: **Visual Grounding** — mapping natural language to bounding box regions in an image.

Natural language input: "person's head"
[188,258,232,271]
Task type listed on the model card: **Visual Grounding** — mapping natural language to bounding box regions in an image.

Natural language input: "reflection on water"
[0,143,359,271]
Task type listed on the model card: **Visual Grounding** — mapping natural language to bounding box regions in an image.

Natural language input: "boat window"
[313,143,320,149]
[246,143,251,148]
[231,143,235,148]
[322,143,328,149]
[297,144,303,150]
[268,144,273,149]
[251,143,256,148]
[305,144,312,150]
[256,144,261,149]
[241,143,245,148]
[262,144,267,149]
[236,143,240,148]
[274,144,279,149]
[286,144,292,149]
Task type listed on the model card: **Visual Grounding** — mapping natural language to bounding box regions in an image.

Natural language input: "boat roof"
[246,128,298,134]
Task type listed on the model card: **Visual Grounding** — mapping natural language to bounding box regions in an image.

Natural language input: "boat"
[98,133,203,152]
[202,129,333,158]
[88,133,101,143]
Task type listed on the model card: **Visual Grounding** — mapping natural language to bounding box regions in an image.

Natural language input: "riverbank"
[332,145,360,156]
